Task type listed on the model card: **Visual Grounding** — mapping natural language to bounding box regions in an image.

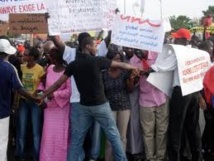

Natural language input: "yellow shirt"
[21,64,45,95]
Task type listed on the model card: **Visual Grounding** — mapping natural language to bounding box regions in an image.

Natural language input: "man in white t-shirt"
[150,28,204,161]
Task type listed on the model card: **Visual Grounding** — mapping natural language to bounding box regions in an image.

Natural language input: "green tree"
[170,15,193,31]
[203,6,214,18]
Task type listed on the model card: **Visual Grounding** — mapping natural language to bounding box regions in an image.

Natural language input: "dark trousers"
[203,107,214,153]
[168,86,202,161]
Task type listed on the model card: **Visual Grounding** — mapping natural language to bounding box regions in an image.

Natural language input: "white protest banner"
[147,72,174,97]
[46,0,116,35]
[163,18,172,32]
[102,0,117,30]
[111,14,165,53]
[147,45,174,97]
[0,0,47,21]
[147,44,212,96]
[172,45,212,96]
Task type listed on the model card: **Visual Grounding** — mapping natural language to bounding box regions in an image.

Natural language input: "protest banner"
[9,14,48,34]
[0,21,8,35]
[0,0,47,21]
[148,44,212,96]
[173,45,212,96]
[102,1,117,30]
[111,14,165,53]
[147,72,174,97]
[46,0,116,35]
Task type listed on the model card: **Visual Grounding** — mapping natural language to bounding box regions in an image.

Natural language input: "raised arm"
[48,35,65,54]
[104,30,111,48]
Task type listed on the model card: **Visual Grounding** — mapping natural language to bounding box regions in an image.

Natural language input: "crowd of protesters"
[1,27,214,161]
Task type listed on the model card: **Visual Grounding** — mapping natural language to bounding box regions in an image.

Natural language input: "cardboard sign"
[46,0,116,35]
[111,14,165,52]
[9,14,48,34]
[0,0,47,21]
[0,21,8,35]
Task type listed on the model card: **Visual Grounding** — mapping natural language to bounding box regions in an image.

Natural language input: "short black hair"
[81,37,94,50]
[78,32,91,45]
[49,47,67,65]
[106,44,123,61]
[0,52,8,59]
[28,47,40,61]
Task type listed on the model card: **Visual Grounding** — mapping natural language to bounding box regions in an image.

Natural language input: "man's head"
[123,47,134,59]
[172,28,191,46]
[134,49,148,60]
[23,47,40,63]
[81,37,97,56]
[35,41,44,55]
[78,32,91,51]
[198,40,214,58]
[43,40,55,54]
[190,35,200,48]
[0,39,16,59]
[106,47,123,62]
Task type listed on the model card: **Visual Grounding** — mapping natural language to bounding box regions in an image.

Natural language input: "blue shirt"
[0,59,23,119]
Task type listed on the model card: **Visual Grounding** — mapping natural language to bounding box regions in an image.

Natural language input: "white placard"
[172,45,212,96]
[147,72,174,97]
[46,0,116,35]
[0,0,47,21]
[163,18,172,32]
[111,14,165,52]
[148,44,212,96]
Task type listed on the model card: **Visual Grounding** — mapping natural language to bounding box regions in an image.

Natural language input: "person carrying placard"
[150,28,205,161]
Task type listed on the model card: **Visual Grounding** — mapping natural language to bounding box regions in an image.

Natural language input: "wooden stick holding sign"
[0,21,9,36]
[9,14,48,34]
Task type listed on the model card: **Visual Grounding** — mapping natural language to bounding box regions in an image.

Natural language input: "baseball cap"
[0,39,16,55]
[171,28,191,40]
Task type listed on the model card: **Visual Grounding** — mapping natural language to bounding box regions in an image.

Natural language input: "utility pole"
[160,0,163,19]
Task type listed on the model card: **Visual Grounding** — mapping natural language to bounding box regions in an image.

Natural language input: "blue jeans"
[88,120,101,160]
[16,99,42,159]
[67,102,127,161]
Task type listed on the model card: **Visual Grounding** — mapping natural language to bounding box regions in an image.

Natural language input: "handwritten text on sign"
[173,45,212,96]
[9,14,48,34]
[111,14,165,53]
[0,0,46,21]
[46,0,116,35]
[0,21,8,35]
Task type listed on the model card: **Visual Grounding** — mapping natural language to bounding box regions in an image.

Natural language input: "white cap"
[0,39,16,55]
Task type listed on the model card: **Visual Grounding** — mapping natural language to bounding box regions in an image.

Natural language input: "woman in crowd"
[39,48,71,161]
[16,47,45,161]
[102,48,132,161]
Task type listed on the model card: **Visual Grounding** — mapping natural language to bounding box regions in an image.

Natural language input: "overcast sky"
[117,0,214,19]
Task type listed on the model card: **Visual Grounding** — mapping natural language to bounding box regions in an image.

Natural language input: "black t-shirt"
[64,53,112,106]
